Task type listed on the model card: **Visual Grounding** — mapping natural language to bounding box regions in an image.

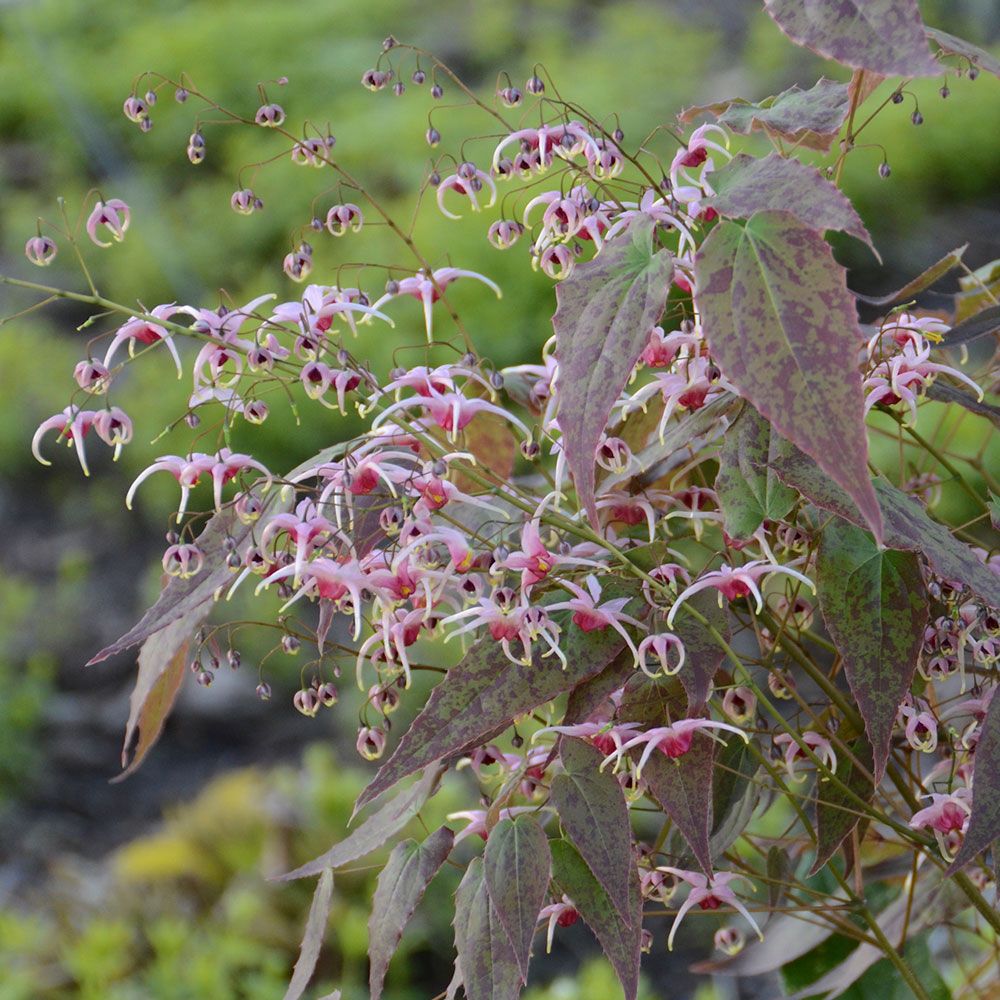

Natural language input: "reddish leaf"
[354,580,641,811]
[453,858,523,1000]
[926,26,1000,78]
[817,519,928,780]
[549,738,634,927]
[708,153,875,254]
[763,0,940,77]
[948,692,1000,873]
[847,68,886,109]
[853,244,967,307]
[369,828,455,1000]
[483,815,551,983]
[672,589,730,712]
[924,382,1000,429]
[810,738,875,876]
[457,411,517,494]
[550,839,642,1000]
[278,764,445,881]
[681,79,851,153]
[284,868,334,1000]
[553,216,673,526]
[715,403,797,542]
[695,211,883,543]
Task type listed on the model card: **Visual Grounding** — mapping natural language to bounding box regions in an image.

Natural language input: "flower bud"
[714,926,745,956]
[356,726,387,760]
[235,491,264,523]
[426,126,441,147]
[24,235,57,266]
[431,83,443,99]
[254,102,286,127]
[256,681,272,700]
[412,69,426,84]
[244,400,269,424]
[74,360,111,394]
[318,682,339,707]
[197,670,214,687]
[722,686,757,725]
[293,688,320,717]
[526,74,545,95]
[174,87,189,102]
[281,634,301,655]
[122,95,148,123]
[231,189,259,215]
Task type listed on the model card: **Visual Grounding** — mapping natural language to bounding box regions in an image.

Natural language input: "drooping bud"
[25,235,58,266]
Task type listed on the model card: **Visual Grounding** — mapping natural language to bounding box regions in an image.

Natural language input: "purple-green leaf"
[936,303,1000,351]
[947,692,1000,874]
[853,244,967,306]
[277,764,445,881]
[707,153,875,254]
[672,590,731,712]
[708,735,761,862]
[283,868,334,1000]
[564,648,636,726]
[483,815,551,983]
[369,828,455,1000]
[926,26,1000,78]
[549,738,634,927]
[453,858,523,1000]
[354,580,641,811]
[715,403,797,543]
[681,79,851,153]
[810,738,875,876]
[553,215,673,526]
[924,382,1000,429]
[550,839,642,1000]
[695,210,883,543]
[763,0,940,77]
[817,518,928,780]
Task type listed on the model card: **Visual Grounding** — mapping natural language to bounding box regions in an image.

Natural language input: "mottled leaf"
[369,828,454,1000]
[681,79,851,153]
[553,216,673,526]
[484,815,551,982]
[763,0,940,77]
[810,738,875,875]
[708,735,761,861]
[817,519,928,780]
[283,869,334,1000]
[767,846,793,911]
[695,210,883,542]
[927,26,1000,78]
[937,303,1000,350]
[847,68,886,109]
[278,765,444,881]
[948,692,1000,873]
[456,411,517,494]
[715,403,797,542]
[564,647,637,726]
[355,581,641,811]
[550,738,634,926]
[853,244,966,306]
[453,858,522,1000]
[924,382,1000,429]
[708,153,874,253]
[765,437,1000,608]
[671,589,730,711]
[550,840,642,1000]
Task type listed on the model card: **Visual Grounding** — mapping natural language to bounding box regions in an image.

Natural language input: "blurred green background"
[0,0,998,996]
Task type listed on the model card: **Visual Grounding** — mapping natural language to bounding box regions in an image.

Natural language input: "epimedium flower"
[435,167,497,219]
[86,198,131,247]
[32,406,101,476]
[660,867,762,951]
[103,304,186,378]
[546,575,645,661]
[773,730,838,782]
[909,790,972,860]
[24,235,58,266]
[325,203,363,236]
[636,632,686,678]
[601,717,749,778]
[537,896,579,952]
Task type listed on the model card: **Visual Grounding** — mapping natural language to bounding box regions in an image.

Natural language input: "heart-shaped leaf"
[695,210,883,543]
[553,216,673,526]
[369,828,455,1000]
[484,815,551,983]
[818,518,928,780]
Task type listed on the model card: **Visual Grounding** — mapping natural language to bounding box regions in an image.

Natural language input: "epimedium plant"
[5,1,1000,998]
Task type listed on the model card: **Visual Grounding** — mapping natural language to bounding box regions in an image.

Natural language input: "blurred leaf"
[767,846,792,911]
[550,840,642,1000]
[708,735,761,862]
[810,738,875,876]
[354,580,641,810]
[763,0,939,76]
[369,827,454,1000]
[681,79,850,153]
[484,815,551,983]
[708,153,874,253]
[695,211,883,543]
[453,858,522,1000]
[853,244,966,306]
[817,519,927,780]
[278,764,445,881]
[283,868,333,1000]
[553,216,673,526]
[926,26,1000,78]
[550,738,634,927]
[923,382,1000,428]
[935,304,1000,350]
[715,403,797,542]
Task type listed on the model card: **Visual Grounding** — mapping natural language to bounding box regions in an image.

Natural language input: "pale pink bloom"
[435,169,497,219]
[490,122,602,175]
[261,499,351,585]
[300,362,363,413]
[373,390,528,442]
[162,542,204,579]
[446,806,540,843]
[86,198,131,247]
[24,235,57,266]
[74,360,111,394]
[605,188,697,254]
[669,124,731,187]
[356,726,387,760]
[602,718,749,778]
[270,284,391,338]
[103,304,185,377]
[537,895,579,952]
[661,867,761,951]
[637,633,686,678]
[722,686,757,725]
[531,721,642,760]
[714,926,746,956]
[325,203,363,235]
[534,243,576,280]
[897,695,938,753]
[547,575,645,660]
[91,407,133,460]
[910,790,972,860]
[32,406,98,475]
[774,731,838,781]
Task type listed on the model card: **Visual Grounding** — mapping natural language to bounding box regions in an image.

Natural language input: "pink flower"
[86,198,131,247]
[435,168,497,219]
[661,867,762,951]
[325,203,363,236]
[547,575,645,659]
[103,304,185,378]
[637,633,686,678]
[910,790,972,860]
[537,895,579,952]
[446,806,540,843]
[602,718,749,778]
[32,406,97,475]
[774,731,838,781]
[24,235,57,266]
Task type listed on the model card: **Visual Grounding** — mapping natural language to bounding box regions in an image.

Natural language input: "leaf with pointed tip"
[924,382,1000,429]
[708,153,875,254]
[549,738,634,927]
[694,211,883,543]
[483,816,551,983]
[277,765,444,881]
[453,859,523,1000]
[671,590,730,712]
[550,840,642,1000]
[817,519,928,780]
[708,735,761,862]
[810,738,875,876]
[553,216,673,526]
[354,580,641,811]
[926,26,1000,78]
[764,0,940,77]
[715,403,797,542]
[369,828,454,1000]
[681,79,851,153]
[763,437,1000,608]
[853,244,967,306]
[283,869,334,1000]
[948,692,1000,873]
[936,304,1000,351]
